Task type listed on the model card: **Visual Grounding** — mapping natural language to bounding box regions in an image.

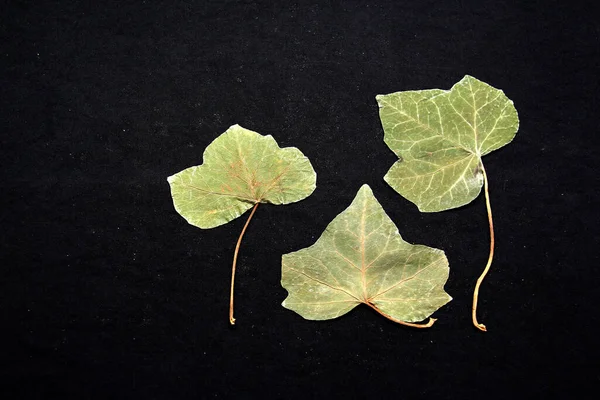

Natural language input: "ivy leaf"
[168,124,316,229]
[168,124,316,324]
[376,76,519,331]
[376,75,519,212]
[281,185,451,328]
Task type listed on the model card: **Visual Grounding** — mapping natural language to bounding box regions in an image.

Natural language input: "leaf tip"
[358,183,372,193]
[415,204,433,213]
[461,74,481,85]
[356,184,376,202]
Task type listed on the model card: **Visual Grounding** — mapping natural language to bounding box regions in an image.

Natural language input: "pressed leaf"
[168,124,316,229]
[281,184,451,327]
[376,75,519,212]
[168,124,316,324]
[377,76,519,331]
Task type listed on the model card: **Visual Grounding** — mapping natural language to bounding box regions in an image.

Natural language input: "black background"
[2,0,599,398]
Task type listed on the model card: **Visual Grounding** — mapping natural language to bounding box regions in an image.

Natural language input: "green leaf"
[168,124,317,325]
[168,124,317,229]
[376,75,519,212]
[281,185,451,327]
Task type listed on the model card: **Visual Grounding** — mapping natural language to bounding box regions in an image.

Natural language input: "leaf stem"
[472,164,494,332]
[365,301,436,328]
[229,202,259,325]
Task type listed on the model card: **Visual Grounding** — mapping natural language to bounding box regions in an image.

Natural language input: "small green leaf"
[281,185,451,327]
[168,124,316,229]
[377,75,519,212]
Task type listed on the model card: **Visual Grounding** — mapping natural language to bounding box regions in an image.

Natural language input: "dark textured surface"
[2,0,598,398]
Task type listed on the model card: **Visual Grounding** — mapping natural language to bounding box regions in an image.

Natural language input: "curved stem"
[472,164,494,332]
[365,301,436,328]
[229,202,259,325]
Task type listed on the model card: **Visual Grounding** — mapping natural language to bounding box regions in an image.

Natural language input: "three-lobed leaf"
[377,75,519,212]
[168,124,317,228]
[281,185,451,323]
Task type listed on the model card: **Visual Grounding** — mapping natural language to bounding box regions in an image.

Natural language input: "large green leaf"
[281,185,451,325]
[168,124,316,228]
[377,75,519,212]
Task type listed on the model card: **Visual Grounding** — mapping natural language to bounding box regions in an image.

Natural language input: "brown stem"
[365,301,436,328]
[472,163,494,332]
[229,202,259,325]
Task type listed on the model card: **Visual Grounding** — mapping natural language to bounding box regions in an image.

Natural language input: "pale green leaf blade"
[366,244,450,322]
[377,75,519,211]
[168,124,317,229]
[167,169,255,229]
[437,75,519,155]
[377,89,447,159]
[281,184,451,323]
[384,150,483,212]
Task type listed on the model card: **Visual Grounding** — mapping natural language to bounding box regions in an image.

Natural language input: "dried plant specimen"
[281,185,451,328]
[169,124,316,324]
[377,76,519,331]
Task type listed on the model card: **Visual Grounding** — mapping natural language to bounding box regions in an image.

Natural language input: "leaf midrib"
[359,197,368,300]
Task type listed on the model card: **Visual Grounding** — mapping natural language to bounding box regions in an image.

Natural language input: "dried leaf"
[281,185,451,327]
[376,75,519,212]
[168,124,316,229]
[168,124,316,324]
[376,76,519,331]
